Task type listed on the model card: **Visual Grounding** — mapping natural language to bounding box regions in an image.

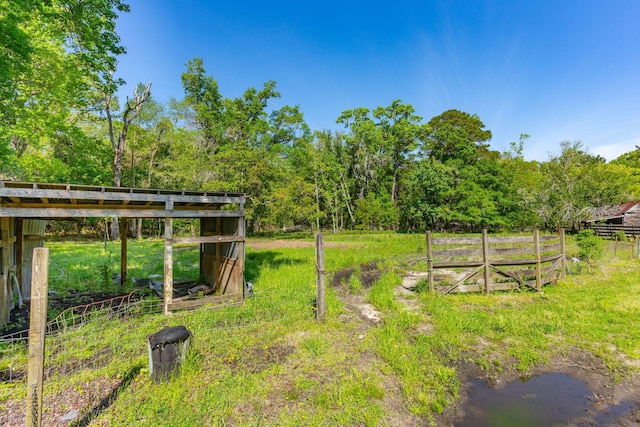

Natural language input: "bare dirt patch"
[226,342,295,374]
[331,262,383,289]
[331,263,385,327]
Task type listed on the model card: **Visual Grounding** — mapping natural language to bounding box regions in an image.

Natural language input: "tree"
[405,109,506,231]
[1,0,130,178]
[372,100,427,205]
[105,80,152,187]
[425,109,492,165]
[526,141,629,230]
[500,134,543,228]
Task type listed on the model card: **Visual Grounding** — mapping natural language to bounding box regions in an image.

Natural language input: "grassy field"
[1,232,639,426]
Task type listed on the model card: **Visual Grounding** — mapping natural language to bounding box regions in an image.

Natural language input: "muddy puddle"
[456,372,634,427]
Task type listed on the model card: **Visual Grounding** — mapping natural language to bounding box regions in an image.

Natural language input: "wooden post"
[482,229,490,294]
[163,203,174,315]
[199,218,204,285]
[534,229,542,290]
[120,218,128,287]
[1,217,11,325]
[559,227,566,280]
[216,217,222,292]
[26,247,49,427]
[16,219,23,297]
[315,233,326,322]
[237,209,245,298]
[426,231,434,292]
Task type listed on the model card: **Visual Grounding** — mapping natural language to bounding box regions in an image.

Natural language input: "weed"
[348,273,362,295]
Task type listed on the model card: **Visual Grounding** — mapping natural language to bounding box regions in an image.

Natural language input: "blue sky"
[115,1,640,161]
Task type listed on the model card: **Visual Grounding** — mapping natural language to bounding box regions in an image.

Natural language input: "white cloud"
[592,140,639,162]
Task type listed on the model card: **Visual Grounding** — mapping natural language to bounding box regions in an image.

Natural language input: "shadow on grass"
[244,250,307,283]
[71,364,142,427]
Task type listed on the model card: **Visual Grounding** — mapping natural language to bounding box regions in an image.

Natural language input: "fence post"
[559,226,566,280]
[26,247,49,427]
[482,229,490,294]
[315,233,326,322]
[534,229,542,290]
[426,231,434,292]
[163,214,173,316]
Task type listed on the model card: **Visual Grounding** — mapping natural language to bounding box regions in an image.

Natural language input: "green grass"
[1,232,639,425]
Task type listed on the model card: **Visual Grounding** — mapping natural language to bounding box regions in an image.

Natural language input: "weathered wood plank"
[1,218,11,325]
[487,235,532,244]
[172,235,245,245]
[432,260,484,268]
[440,265,484,295]
[26,247,48,427]
[488,247,534,256]
[167,293,243,311]
[164,216,173,316]
[16,219,23,300]
[443,282,519,293]
[540,243,561,253]
[431,237,481,245]
[534,230,542,290]
[0,208,245,218]
[432,248,483,258]
[0,187,244,205]
[482,229,490,294]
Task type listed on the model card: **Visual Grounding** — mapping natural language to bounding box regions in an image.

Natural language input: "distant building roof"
[586,200,640,223]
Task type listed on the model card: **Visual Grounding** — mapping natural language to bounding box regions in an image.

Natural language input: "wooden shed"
[587,201,640,226]
[0,181,246,328]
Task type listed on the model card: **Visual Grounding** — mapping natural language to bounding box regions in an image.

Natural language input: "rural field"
[1,232,639,426]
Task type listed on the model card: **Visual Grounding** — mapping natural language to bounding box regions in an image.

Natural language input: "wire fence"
[0,285,315,427]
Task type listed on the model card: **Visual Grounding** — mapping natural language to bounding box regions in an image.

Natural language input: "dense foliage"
[1,3,638,233]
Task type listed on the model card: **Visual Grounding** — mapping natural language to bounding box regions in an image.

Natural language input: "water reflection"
[455,373,632,427]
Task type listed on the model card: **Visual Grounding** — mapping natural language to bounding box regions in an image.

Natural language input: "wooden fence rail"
[585,224,640,239]
[426,229,566,295]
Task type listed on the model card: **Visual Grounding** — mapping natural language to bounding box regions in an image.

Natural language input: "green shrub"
[575,229,604,266]
[615,230,627,242]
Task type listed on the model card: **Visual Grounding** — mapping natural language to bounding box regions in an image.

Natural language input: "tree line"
[2,1,639,234]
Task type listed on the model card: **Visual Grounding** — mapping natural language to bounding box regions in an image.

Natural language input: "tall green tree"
[403,109,507,231]
[1,0,130,180]
[372,100,427,204]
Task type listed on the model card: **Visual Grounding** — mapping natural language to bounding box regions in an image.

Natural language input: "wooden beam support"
[216,217,221,292]
[238,212,245,297]
[16,219,23,297]
[120,219,128,287]
[1,217,10,325]
[167,293,242,311]
[0,208,244,219]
